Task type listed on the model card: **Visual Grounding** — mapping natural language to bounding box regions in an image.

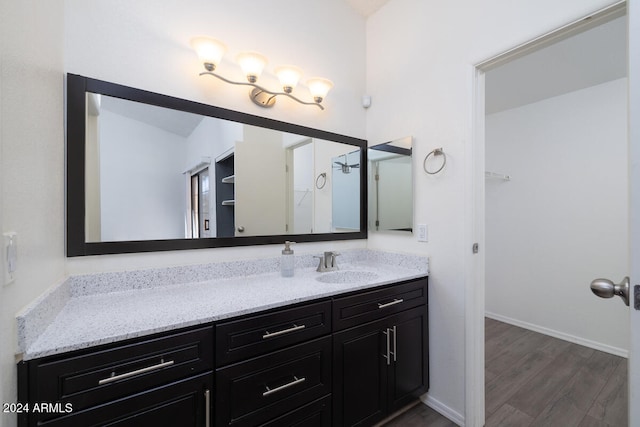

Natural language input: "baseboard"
[485,311,628,358]
[421,393,465,426]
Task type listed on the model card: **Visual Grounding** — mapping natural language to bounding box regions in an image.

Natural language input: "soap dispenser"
[281,241,295,277]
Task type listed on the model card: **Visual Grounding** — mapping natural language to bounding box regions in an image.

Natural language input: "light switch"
[4,232,17,285]
[417,224,428,242]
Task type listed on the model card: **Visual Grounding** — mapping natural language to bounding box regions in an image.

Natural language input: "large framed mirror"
[66,74,367,256]
[368,136,413,232]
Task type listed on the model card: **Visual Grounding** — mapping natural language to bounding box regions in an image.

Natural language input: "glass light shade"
[236,52,268,83]
[275,66,303,93]
[307,78,334,103]
[190,37,227,70]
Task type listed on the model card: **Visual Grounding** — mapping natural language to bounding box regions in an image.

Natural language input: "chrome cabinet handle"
[98,359,175,385]
[391,325,397,362]
[378,298,404,309]
[262,324,305,339]
[383,328,391,365]
[262,376,306,397]
[205,389,211,427]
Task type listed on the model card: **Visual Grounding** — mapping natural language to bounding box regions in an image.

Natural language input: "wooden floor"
[383,318,628,427]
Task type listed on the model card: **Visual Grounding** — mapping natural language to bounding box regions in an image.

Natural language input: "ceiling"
[485,15,627,114]
[101,95,204,138]
[345,0,390,17]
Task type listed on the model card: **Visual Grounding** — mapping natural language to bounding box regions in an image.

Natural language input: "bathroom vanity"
[27,75,427,426]
[16,250,428,427]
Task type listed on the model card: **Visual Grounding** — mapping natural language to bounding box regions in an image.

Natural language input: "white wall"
[2,1,626,426]
[0,2,65,427]
[486,78,629,355]
[63,0,368,275]
[99,110,186,241]
[365,0,618,423]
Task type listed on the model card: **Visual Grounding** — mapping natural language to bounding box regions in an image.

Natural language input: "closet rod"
[485,171,511,181]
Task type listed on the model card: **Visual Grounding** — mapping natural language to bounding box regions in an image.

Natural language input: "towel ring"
[315,172,327,189]
[423,148,446,175]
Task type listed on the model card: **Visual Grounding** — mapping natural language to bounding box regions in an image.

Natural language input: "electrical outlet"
[417,224,428,242]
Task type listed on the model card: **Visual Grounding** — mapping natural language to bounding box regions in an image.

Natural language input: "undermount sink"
[316,270,379,284]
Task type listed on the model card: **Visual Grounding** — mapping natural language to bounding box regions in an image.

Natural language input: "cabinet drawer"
[37,372,212,427]
[30,326,213,418]
[216,336,332,427]
[333,278,427,331]
[216,300,331,366]
[260,395,331,427]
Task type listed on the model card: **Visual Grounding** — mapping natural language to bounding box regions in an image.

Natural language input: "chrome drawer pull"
[377,298,404,309]
[205,389,211,427]
[98,359,175,385]
[262,376,306,397]
[262,324,306,339]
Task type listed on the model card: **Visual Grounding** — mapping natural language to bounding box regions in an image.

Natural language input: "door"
[332,318,387,427]
[469,2,638,426]
[332,306,429,427]
[628,0,639,423]
[387,307,429,412]
[286,140,314,234]
[234,125,286,236]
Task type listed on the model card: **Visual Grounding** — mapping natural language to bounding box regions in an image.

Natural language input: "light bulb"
[236,52,268,83]
[190,37,227,71]
[307,78,334,103]
[275,66,302,93]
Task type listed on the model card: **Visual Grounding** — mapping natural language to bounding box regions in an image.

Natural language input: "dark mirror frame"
[66,74,367,256]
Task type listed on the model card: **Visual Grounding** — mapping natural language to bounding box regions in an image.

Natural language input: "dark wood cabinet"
[18,278,428,427]
[215,336,332,427]
[332,280,429,427]
[38,373,212,427]
[18,327,214,427]
[215,300,331,365]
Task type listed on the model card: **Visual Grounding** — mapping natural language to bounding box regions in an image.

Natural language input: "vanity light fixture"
[191,36,333,110]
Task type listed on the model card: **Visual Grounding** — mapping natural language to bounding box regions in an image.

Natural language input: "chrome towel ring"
[315,172,327,189]
[423,148,446,175]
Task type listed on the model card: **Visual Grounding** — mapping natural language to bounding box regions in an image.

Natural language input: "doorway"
[469,2,630,426]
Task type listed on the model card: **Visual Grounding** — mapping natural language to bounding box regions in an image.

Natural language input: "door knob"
[237,226,245,233]
[590,276,630,306]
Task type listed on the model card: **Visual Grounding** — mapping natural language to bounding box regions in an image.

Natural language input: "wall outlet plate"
[417,224,428,242]
[3,232,17,286]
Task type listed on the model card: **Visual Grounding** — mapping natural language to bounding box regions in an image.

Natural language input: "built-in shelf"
[216,150,235,237]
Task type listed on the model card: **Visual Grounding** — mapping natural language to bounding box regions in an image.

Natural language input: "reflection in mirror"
[332,150,361,230]
[368,137,413,232]
[85,94,362,242]
[68,74,366,255]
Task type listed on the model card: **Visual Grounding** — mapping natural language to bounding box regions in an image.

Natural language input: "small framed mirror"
[368,136,413,232]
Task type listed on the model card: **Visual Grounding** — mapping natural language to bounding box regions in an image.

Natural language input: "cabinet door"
[333,306,429,427]
[387,306,429,412]
[39,372,212,427]
[333,317,388,427]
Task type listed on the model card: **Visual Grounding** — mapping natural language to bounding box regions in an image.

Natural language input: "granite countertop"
[17,249,428,361]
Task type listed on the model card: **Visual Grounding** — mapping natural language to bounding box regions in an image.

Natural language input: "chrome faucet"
[315,251,340,272]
